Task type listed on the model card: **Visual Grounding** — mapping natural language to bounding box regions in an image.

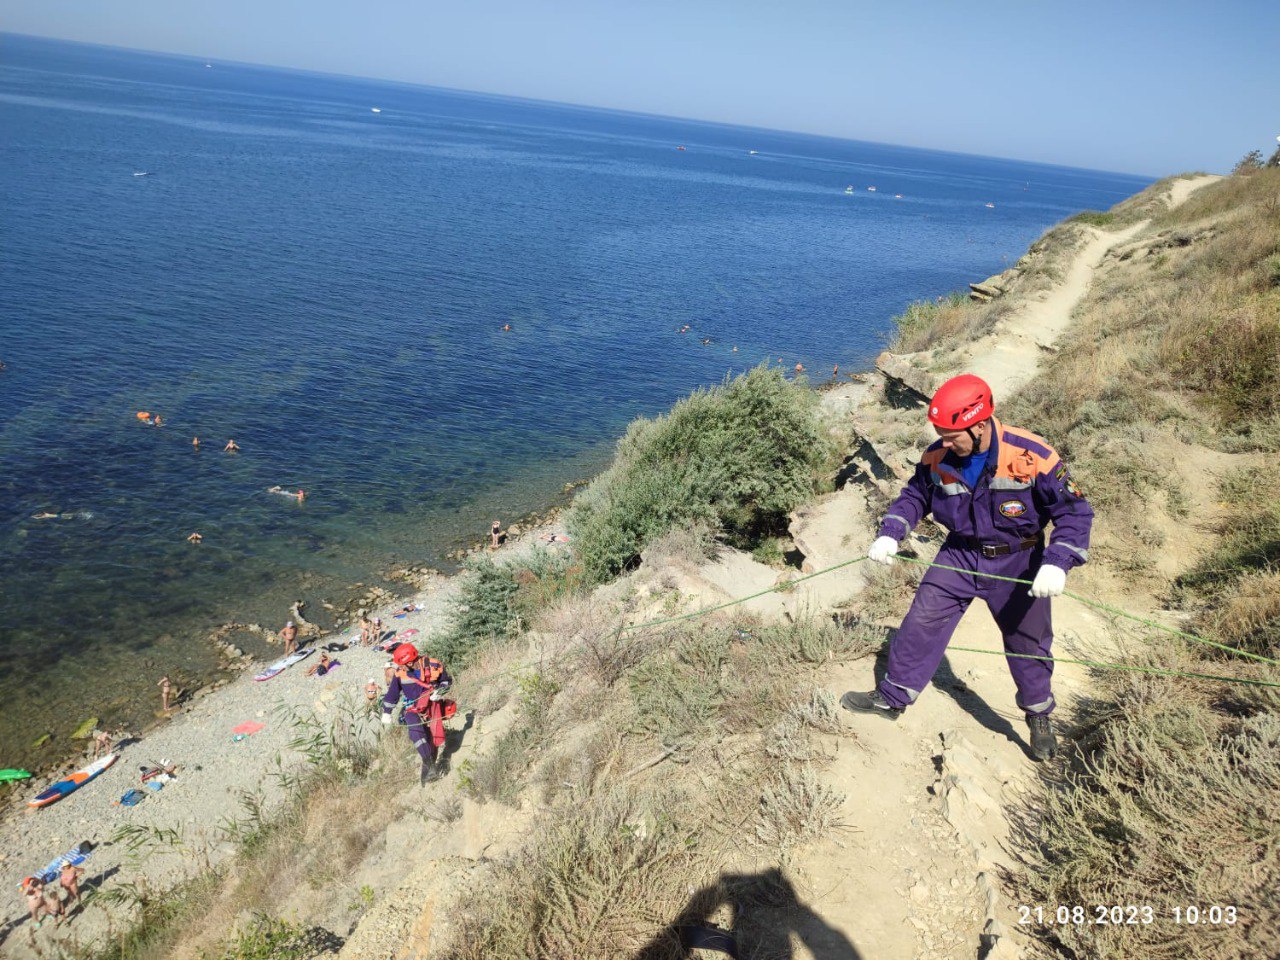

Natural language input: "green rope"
[618,556,867,632]
[602,551,1279,690]
[946,646,1280,689]
[893,554,1280,667]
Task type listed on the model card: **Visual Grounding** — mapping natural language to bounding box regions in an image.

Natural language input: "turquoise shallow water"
[0,33,1150,766]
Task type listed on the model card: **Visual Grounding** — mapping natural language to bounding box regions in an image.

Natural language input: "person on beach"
[359,612,374,647]
[306,652,339,677]
[372,616,384,645]
[59,862,84,908]
[23,877,49,928]
[223,439,240,452]
[382,644,453,783]
[840,374,1094,762]
[187,532,202,543]
[490,520,502,550]
[280,620,298,656]
[365,677,380,710]
[44,884,65,925]
[158,675,172,712]
[90,729,112,759]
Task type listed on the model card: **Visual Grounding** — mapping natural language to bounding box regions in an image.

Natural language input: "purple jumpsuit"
[876,417,1093,716]
[383,664,453,763]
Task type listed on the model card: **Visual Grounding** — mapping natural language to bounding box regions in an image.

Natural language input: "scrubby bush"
[435,552,582,667]
[567,366,829,582]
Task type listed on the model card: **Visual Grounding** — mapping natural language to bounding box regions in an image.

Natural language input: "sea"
[0,32,1151,769]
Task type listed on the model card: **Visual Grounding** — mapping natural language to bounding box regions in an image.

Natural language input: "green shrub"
[212,916,341,960]
[1068,210,1116,227]
[435,552,582,667]
[567,366,829,582]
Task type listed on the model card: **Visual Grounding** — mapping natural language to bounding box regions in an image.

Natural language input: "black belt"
[952,535,1042,558]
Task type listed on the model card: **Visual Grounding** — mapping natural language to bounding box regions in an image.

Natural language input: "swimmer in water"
[192,437,200,448]
[32,512,59,520]
[152,415,163,427]
[794,363,805,373]
[187,532,203,543]
[502,323,511,332]
[268,486,305,501]
[224,439,240,452]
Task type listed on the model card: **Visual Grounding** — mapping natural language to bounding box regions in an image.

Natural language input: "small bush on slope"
[567,365,830,583]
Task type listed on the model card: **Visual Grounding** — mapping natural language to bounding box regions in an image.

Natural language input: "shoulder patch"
[1066,477,1086,499]
[1054,463,1067,481]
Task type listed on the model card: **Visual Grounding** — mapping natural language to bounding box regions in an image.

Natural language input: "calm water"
[0,33,1150,766]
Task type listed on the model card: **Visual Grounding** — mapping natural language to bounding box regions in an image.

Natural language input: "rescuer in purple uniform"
[841,374,1093,760]
[382,643,453,782]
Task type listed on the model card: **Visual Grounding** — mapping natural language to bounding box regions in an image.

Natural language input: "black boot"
[1027,715,1057,761]
[840,690,903,721]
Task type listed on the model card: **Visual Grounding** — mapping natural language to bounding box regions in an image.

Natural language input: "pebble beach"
[0,519,568,952]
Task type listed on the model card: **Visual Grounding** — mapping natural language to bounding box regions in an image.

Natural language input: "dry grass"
[1013,650,1280,960]
[891,292,987,353]
[433,615,879,960]
[436,789,719,960]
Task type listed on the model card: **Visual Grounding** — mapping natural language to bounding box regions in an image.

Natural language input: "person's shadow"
[439,709,476,767]
[632,868,863,959]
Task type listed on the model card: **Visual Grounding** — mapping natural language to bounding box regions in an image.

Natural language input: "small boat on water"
[677,145,686,151]
[894,194,903,199]
[748,150,758,155]
[133,171,151,177]
[844,185,854,194]
[371,107,382,113]
[867,186,876,192]
[984,202,996,208]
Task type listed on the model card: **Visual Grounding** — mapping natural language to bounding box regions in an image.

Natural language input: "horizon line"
[3,30,1161,181]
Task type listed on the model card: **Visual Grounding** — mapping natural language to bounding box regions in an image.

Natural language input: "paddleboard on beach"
[253,648,313,682]
[28,754,118,809]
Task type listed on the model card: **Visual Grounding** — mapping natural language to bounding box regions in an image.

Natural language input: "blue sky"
[3,0,1277,175]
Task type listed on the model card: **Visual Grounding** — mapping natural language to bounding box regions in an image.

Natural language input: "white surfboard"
[253,648,313,682]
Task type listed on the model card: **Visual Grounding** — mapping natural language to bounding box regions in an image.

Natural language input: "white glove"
[868,536,899,566]
[381,712,393,726]
[429,690,442,702]
[1029,565,1067,598]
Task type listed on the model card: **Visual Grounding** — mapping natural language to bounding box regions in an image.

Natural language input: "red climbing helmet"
[928,374,994,430]
[392,643,419,666]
